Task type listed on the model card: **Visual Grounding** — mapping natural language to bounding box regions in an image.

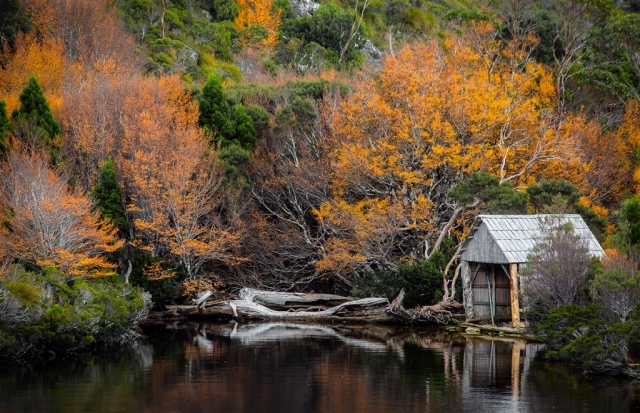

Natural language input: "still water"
[0,322,639,413]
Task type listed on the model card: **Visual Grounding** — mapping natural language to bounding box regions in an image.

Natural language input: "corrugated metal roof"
[461,214,605,264]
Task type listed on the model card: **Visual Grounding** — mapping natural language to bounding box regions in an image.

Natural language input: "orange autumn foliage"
[314,23,591,276]
[617,101,640,195]
[117,75,244,278]
[27,0,141,77]
[235,0,281,50]
[0,148,122,277]
[0,34,65,115]
[61,75,137,188]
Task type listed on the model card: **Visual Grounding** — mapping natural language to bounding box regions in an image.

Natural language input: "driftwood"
[158,288,465,325]
[190,288,389,321]
[386,288,465,325]
[238,288,353,311]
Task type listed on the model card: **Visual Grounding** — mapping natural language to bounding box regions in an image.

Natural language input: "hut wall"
[460,224,509,264]
[470,263,512,321]
[461,261,474,319]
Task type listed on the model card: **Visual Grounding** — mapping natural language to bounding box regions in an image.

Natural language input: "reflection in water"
[0,322,638,413]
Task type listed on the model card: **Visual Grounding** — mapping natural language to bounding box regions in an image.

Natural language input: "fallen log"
[191,288,389,321]
[224,297,387,320]
[164,288,466,325]
[238,288,353,311]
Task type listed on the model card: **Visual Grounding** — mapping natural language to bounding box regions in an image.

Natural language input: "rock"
[290,0,319,18]
[182,45,199,63]
[363,40,383,69]
[363,40,382,59]
[465,327,481,334]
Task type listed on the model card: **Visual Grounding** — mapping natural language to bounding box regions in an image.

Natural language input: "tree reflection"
[0,322,637,413]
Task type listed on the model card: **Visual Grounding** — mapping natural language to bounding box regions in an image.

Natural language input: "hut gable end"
[460,223,509,264]
[460,214,604,265]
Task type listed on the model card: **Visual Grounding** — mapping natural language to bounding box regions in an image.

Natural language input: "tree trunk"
[196,288,389,320]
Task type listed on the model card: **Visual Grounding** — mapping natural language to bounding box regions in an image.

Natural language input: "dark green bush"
[281,2,366,67]
[350,252,447,308]
[536,304,632,372]
[351,269,402,301]
[397,251,446,308]
[0,266,151,358]
[628,321,640,363]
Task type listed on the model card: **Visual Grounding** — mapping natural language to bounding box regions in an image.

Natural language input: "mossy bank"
[0,265,151,359]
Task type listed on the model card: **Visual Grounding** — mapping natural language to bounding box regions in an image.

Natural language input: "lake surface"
[1,322,639,413]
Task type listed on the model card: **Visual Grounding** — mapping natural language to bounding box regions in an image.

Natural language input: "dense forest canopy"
[0,0,639,310]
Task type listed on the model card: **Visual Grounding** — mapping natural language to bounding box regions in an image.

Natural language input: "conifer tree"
[205,0,239,22]
[91,159,128,233]
[233,104,257,150]
[0,100,10,158]
[199,73,236,145]
[11,76,61,159]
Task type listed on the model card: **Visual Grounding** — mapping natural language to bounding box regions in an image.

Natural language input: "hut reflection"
[460,336,542,412]
[141,322,542,413]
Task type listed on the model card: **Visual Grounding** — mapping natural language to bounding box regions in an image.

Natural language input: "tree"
[218,143,251,189]
[315,33,584,281]
[199,73,236,144]
[527,179,581,212]
[118,75,244,279]
[0,148,122,277]
[521,218,592,316]
[281,2,366,65]
[0,0,32,50]
[577,11,640,114]
[239,89,333,291]
[60,74,132,189]
[11,76,61,161]
[232,104,257,150]
[245,103,271,136]
[91,159,128,233]
[28,0,141,75]
[614,196,640,248]
[205,0,240,22]
[449,172,527,214]
[235,0,281,50]
[0,101,10,158]
[592,249,640,322]
[550,0,614,111]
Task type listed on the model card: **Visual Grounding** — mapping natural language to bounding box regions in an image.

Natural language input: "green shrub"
[536,304,632,372]
[281,2,366,67]
[0,266,151,358]
[351,269,402,300]
[628,321,640,362]
[397,252,447,308]
[351,252,448,308]
[5,280,39,304]
[245,104,272,135]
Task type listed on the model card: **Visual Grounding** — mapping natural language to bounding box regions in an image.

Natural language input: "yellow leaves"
[0,34,65,115]
[143,262,175,281]
[313,202,333,223]
[235,0,282,50]
[314,196,408,274]
[410,195,435,230]
[316,23,592,277]
[115,75,243,278]
[182,278,226,299]
[314,238,366,274]
[2,149,122,278]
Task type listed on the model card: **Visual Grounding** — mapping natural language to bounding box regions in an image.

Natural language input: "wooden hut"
[459,214,604,327]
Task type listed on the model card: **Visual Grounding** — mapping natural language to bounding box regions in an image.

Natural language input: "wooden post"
[509,263,524,328]
[511,341,525,400]
[486,264,495,325]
